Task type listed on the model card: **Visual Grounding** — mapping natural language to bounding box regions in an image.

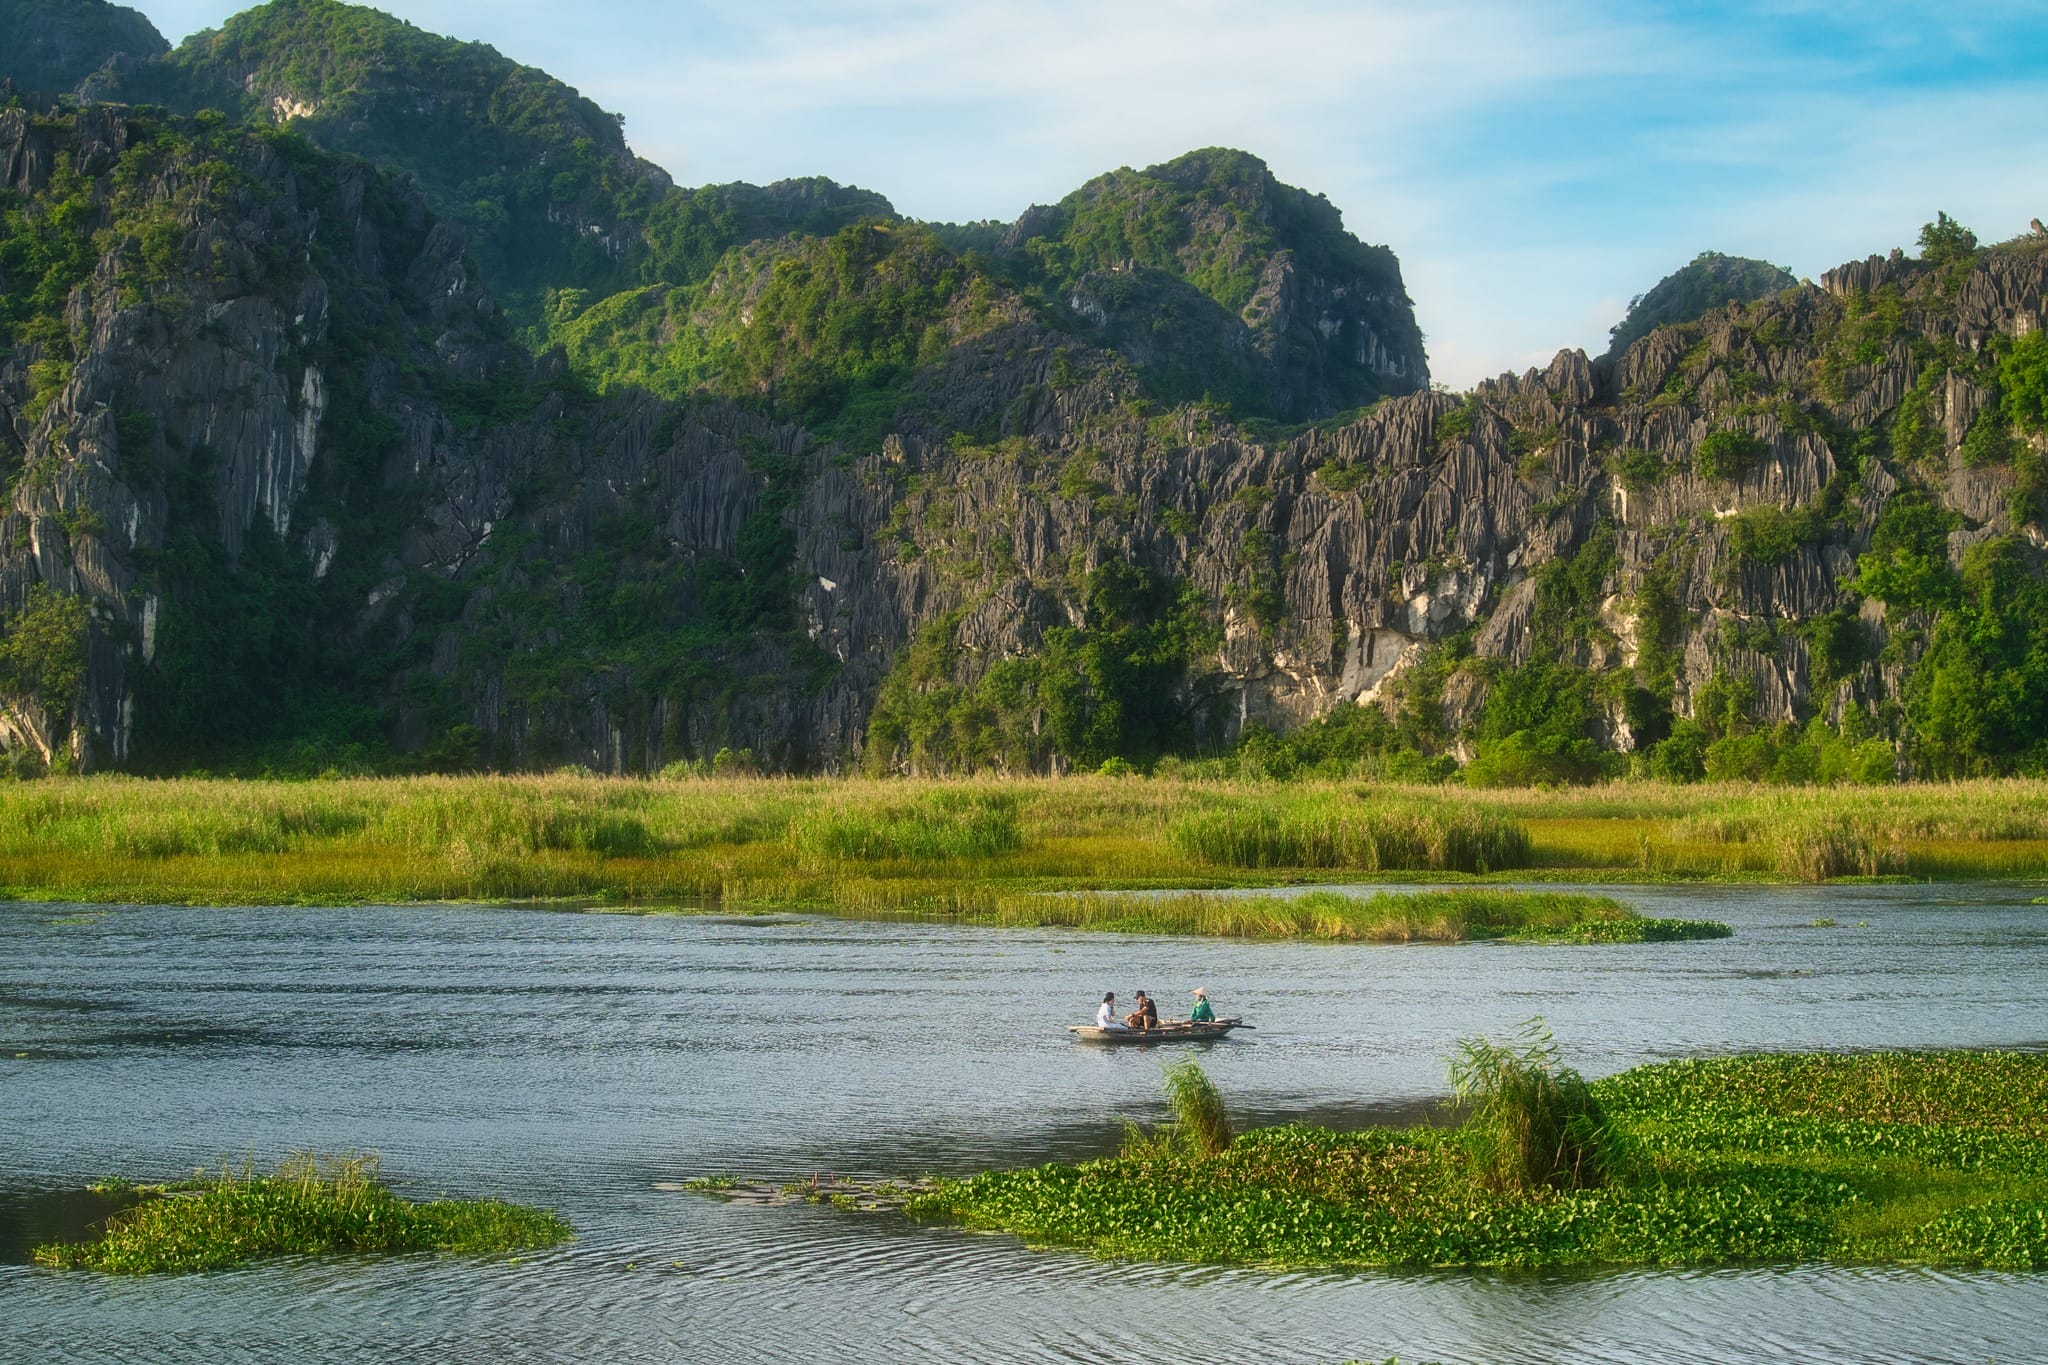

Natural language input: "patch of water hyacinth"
[905,1048,2048,1271]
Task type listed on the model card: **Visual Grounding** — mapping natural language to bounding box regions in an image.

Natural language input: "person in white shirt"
[1095,992,1130,1031]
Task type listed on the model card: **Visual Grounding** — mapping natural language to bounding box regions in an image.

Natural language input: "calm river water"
[3,883,2046,1363]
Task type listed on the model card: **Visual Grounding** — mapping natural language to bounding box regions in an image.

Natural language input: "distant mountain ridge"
[41,0,1429,426]
[0,0,163,97]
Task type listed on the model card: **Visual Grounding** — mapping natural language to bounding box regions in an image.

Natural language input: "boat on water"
[1067,1018,1247,1045]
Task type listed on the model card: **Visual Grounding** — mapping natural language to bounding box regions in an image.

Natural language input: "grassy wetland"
[30,1154,572,1274]
[906,1046,2048,1272]
[0,775,2045,916]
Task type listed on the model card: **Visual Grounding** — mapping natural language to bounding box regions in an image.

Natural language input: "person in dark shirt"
[1125,990,1159,1029]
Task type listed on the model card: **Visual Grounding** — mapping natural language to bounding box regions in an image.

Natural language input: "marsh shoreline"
[0,776,2043,918]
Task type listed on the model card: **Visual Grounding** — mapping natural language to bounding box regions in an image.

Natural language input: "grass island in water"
[31,1153,572,1274]
[973,888,1730,943]
[903,1043,2048,1271]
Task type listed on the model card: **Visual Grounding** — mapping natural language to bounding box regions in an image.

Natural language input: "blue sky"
[137,0,2048,387]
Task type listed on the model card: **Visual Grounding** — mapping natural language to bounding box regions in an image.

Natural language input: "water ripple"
[3,885,2047,1362]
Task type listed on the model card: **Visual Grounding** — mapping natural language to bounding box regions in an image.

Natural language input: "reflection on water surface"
[2,882,2045,1363]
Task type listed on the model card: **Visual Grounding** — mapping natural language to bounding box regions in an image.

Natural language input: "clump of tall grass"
[1774,815,1906,881]
[1164,1060,1234,1156]
[1167,798,1530,872]
[1448,1021,1618,1193]
[1671,807,1908,881]
[790,789,1023,863]
[32,1152,572,1274]
[1122,1060,1236,1158]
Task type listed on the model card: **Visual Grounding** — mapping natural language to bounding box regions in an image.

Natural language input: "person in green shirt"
[1189,988,1215,1023]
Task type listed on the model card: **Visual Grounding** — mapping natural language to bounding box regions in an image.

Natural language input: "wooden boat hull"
[1067,1019,1243,1044]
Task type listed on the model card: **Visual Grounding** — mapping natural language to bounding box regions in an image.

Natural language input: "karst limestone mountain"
[3,0,2044,780]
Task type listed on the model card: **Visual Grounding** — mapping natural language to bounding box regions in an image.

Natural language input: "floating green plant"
[32,1153,572,1274]
[907,1047,2048,1271]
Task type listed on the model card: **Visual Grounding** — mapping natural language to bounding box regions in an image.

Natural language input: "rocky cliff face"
[3,1,2045,779]
[0,102,941,772]
[781,244,2048,776]
[421,238,2048,779]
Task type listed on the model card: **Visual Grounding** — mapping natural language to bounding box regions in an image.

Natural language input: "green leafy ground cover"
[907,1051,2048,1270]
[32,1153,571,1274]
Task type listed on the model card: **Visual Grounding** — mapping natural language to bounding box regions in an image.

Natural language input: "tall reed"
[1163,1060,1234,1156]
[1448,1021,1616,1192]
[790,789,1022,863]
[1167,798,1531,872]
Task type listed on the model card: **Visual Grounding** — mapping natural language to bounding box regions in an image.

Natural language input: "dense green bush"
[1695,429,1769,482]
[1450,1022,1618,1193]
[1464,730,1619,787]
[0,583,89,725]
[1917,211,1978,266]
[1226,699,1454,782]
[1903,537,2048,775]
[864,564,1215,774]
[1853,493,1960,612]
[1464,662,1621,787]
[1612,446,1668,490]
[1725,505,1815,568]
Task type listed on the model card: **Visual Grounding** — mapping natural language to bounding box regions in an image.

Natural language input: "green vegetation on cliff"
[75,0,897,331]
[0,103,582,773]
[546,222,1000,443]
[0,584,88,766]
[866,563,1217,774]
[1019,148,1398,315]
[1605,250,1797,359]
[989,147,1425,416]
[121,0,665,316]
